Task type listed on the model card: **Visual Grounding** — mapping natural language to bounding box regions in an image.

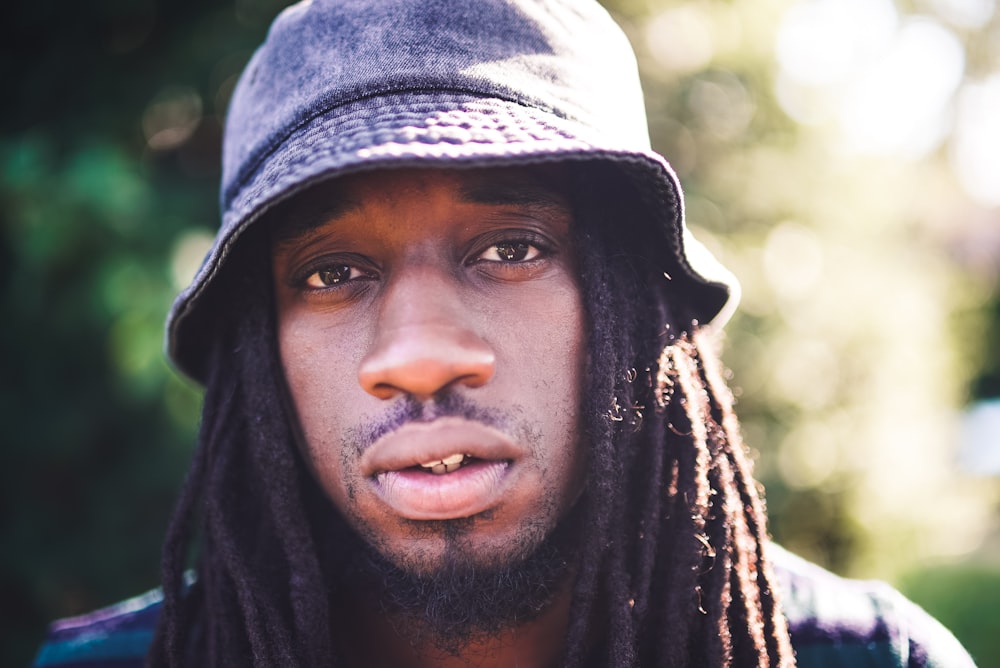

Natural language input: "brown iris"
[318,265,352,285]
[495,242,530,261]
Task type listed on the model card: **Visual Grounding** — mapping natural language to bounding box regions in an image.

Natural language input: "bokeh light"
[951,74,1000,206]
[630,0,1000,587]
[142,86,203,151]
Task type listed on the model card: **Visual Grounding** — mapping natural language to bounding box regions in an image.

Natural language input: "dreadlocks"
[149,164,796,667]
[559,164,794,667]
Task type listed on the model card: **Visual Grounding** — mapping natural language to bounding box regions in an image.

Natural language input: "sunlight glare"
[950,75,1000,207]
[775,0,897,87]
[838,18,965,157]
[928,0,996,28]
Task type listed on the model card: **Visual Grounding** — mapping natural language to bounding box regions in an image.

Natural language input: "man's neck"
[335,579,574,668]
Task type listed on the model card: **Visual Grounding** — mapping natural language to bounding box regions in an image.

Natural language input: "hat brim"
[166,91,737,382]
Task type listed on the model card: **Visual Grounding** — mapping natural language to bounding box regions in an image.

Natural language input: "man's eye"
[479,241,541,263]
[304,264,364,288]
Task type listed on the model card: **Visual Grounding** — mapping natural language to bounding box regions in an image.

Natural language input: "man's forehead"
[268,165,572,248]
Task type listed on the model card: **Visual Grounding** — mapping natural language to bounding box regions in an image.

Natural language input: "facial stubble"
[325,395,583,653]
[345,501,582,655]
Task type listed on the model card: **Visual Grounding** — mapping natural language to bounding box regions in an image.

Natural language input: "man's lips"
[359,417,523,520]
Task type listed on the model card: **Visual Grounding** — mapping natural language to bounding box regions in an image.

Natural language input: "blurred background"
[2,0,998,664]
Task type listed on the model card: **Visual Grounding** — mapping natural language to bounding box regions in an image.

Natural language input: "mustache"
[346,394,510,457]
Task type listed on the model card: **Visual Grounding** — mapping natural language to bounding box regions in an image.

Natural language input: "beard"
[302,393,587,654]
[339,502,583,655]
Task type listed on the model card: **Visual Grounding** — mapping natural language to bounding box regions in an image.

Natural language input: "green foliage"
[0,1,290,663]
[899,564,1000,667]
[0,135,204,665]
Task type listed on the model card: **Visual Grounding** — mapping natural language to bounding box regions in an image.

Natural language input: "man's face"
[271,166,586,577]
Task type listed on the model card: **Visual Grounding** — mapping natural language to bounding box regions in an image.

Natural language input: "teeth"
[419,454,470,474]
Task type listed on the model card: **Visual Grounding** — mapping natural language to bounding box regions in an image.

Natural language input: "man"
[34,0,975,666]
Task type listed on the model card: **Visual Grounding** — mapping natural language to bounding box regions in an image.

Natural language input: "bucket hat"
[166,0,740,383]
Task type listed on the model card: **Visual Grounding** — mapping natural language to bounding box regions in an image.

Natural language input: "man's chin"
[344,507,583,654]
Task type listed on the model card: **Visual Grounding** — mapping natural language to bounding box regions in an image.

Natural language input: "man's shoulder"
[770,544,976,668]
[32,588,162,667]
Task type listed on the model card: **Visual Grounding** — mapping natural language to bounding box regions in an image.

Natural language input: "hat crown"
[167,0,739,383]
[223,0,650,211]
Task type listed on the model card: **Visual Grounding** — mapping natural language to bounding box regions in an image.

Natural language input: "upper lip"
[360,416,523,476]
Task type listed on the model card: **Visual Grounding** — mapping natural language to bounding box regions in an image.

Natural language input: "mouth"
[360,417,522,521]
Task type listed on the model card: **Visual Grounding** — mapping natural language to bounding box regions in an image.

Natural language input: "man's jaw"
[343,500,584,656]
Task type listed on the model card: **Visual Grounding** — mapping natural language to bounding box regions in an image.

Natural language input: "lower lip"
[373,459,511,520]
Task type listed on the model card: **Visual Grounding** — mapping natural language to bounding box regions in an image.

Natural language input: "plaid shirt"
[32,545,976,667]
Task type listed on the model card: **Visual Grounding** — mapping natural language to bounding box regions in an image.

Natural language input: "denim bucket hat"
[166,0,740,383]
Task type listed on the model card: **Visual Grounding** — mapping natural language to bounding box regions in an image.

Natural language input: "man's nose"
[358,268,495,400]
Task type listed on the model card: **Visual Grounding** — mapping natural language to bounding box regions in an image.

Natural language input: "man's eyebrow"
[269,191,361,248]
[457,180,569,212]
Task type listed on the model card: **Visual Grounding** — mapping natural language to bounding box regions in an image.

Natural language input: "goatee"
[346,505,583,655]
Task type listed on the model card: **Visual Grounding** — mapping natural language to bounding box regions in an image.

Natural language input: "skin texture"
[271,167,588,666]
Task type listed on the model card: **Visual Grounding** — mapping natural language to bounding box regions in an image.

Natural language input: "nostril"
[369,383,401,400]
[358,325,495,399]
